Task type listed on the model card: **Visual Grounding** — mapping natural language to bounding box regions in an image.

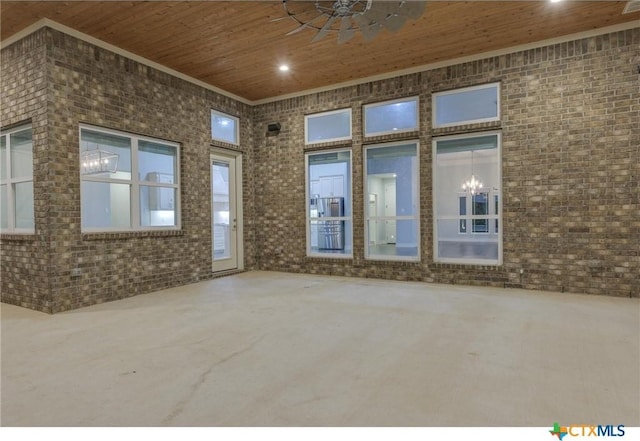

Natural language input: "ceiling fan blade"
[312,15,337,43]
[286,23,310,36]
[338,17,356,44]
[397,1,426,20]
[383,14,407,33]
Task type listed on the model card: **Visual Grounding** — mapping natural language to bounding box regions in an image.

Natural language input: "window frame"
[0,124,35,234]
[304,108,353,145]
[432,82,501,128]
[305,148,353,259]
[432,131,502,265]
[79,124,181,233]
[363,140,421,262]
[363,96,419,137]
[211,109,240,146]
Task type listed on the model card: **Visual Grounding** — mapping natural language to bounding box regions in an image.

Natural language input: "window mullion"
[131,138,140,229]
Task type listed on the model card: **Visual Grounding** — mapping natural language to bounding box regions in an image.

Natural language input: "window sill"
[0,233,38,241]
[82,229,185,241]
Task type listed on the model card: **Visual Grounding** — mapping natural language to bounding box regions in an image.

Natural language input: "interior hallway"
[1,271,638,426]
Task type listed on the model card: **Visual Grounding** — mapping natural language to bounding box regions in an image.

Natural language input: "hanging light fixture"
[277,0,426,44]
[80,143,119,175]
[462,150,483,195]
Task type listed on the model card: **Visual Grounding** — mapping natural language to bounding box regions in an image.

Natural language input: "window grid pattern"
[0,125,34,233]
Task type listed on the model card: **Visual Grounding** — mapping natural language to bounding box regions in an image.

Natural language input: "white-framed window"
[364,141,420,261]
[363,96,419,137]
[433,83,500,128]
[0,124,34,233]
[306,149,352,257]
[433,132,501,265]
[211,110,239,145]
[79,125,180,232]
[305,108,352,145]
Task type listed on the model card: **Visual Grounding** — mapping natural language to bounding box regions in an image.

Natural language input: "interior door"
[384,180,396,244]
[212,153,242,272]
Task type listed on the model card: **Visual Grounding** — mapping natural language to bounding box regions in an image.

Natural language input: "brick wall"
[0,29,51,311]
[2,26,638,313]
[1,28,257,312]
[253,28,640,297]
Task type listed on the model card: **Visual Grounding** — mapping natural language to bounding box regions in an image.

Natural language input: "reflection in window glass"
[211,110,239,145]
[364,97,418,136]
[80,125,179,231]
[434,133,501,264]
[365,143,419,260]
[0,125,34,233]
[307,150,352,256]
[305,109,352,144]
[81,181,131,229]
[433,83,500,127]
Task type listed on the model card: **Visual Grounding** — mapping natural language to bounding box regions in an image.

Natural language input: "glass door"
[211,153,241,272]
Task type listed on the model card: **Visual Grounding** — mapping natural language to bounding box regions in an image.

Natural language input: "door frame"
[211,149,244,273]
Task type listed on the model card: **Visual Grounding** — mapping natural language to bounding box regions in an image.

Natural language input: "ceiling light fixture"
[279,64,290,72]
[462,150,483,195]
[277,0,426,44]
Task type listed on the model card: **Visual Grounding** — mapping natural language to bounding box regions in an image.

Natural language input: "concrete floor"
[1,271,638,427]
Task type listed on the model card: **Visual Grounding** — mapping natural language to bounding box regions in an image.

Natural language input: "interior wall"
[253,27,640,297]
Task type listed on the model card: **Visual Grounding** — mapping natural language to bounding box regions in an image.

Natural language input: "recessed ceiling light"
[550,0,563,3]
[279,65,290,72]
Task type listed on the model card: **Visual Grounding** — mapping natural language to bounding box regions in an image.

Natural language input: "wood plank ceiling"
[1,1,638,102]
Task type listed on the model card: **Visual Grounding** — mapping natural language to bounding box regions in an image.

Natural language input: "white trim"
[305,148,353,258]
[0,18,251,106]
[433,82,500,128]
[433,131,502,266]
[0,124,35,234]
[363,140,420,262]
[363,96,420,138]
[304,108,353,145]
[211,150,244,273]
[79,124,181,232]
[2,19,637,105]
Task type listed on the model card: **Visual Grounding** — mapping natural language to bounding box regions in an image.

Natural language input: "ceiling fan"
[277,0,427,44]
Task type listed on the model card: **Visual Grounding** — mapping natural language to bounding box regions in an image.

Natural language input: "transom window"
[363,96,419,137]
[305,108,352,145]
[433,83,500,128]
[0,124,34,233]
[79,125,180,232]
[211,110,239,145]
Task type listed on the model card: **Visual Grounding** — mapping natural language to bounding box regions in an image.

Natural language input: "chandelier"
[80,145,119,175]
[462,150,483,195]
[279,0,426,43]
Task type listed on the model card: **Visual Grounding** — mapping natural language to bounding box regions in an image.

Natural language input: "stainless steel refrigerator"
[317,197,345,250]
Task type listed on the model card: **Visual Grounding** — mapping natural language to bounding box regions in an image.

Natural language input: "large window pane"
[364,97,418,136]
[305,109,352,144]
[138,141,176,183]
[433,83,500,128]
[14,182,34,229]
[365,143,419,260]
[81,181,131,229]
[80,129,131,179]
[307,150,352,256]
[0,136,6,181]
[10,128,33,179]
[140,185,176,227]
[211,110,239,145]
[0,184,7,229]
[434,133,501,264]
